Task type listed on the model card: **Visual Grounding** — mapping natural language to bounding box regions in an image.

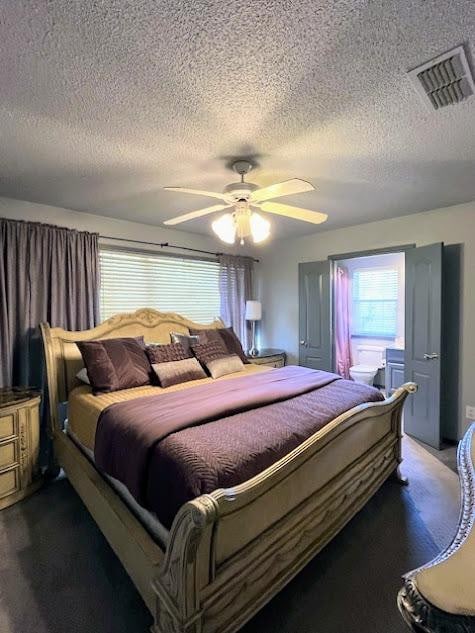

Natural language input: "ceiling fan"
[163,160,327,245]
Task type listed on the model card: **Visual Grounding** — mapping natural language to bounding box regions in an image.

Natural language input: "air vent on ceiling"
[408,45,475,110]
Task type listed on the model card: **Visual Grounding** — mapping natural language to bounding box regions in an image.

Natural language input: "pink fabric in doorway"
[335,266,353,379]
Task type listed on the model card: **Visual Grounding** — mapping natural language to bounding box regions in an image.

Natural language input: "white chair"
[398,423,475,632]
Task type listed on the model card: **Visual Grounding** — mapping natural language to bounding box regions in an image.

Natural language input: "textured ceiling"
[1,0,474,242]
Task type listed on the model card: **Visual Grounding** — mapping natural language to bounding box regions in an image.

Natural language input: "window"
[99,248,221,323]
[352,268,398,338]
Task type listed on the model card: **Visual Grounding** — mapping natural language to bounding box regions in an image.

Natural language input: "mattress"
[66,427,171,548]
[68,363,269,452]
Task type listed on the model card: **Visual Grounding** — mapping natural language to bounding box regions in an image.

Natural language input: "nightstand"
[246,348,286,368]
[0,388,42,510]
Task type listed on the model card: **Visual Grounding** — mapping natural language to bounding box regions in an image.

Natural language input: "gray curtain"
[0,217,99,394]
[218,255,253,349]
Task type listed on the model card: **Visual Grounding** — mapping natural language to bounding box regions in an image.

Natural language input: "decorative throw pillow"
[76,337,151,394]
[146,342,206,387]
[205,355,245,379]
[152,358,207,388]
[170,331,200,355]
[191,340,244,379]
[189,327,249,364]
[191,339,227,363]
[146,342,191,363]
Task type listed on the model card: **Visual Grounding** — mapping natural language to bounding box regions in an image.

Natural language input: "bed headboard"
[40,308,225,436]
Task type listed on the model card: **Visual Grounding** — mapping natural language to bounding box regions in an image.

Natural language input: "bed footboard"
[152,383,416,633]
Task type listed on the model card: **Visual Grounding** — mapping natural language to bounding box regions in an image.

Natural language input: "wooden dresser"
[0,388,42,510]
[246,348,286,368]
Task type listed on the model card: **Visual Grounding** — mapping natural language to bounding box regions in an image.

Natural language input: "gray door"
[299,261,332,370]
[405,243,442,448]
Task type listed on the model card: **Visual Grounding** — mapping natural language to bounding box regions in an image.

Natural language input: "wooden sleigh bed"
[41,308,416,633]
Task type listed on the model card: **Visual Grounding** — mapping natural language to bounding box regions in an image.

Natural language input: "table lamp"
[245,300,262,357]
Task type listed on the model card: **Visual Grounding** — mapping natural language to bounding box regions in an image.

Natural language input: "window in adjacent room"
[99,248,221,323]
[352,267,399,338]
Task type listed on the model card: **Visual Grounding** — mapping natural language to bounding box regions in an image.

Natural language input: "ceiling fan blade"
[250,178,315,203]
[164,186,228,201]
[164,204,231,226]
[259,201,328,224]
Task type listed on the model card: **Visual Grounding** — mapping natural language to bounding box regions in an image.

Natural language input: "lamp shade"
[212,213,236,244]
[245,300,262,321]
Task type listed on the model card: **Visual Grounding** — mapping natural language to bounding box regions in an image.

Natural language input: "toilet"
[349,345,385,386]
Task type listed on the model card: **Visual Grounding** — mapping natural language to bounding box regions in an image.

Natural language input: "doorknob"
[423,353,439,360]
[300,340,306,346]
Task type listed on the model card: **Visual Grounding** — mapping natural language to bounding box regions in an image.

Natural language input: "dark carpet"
[413,437,458,473]
[0,437,460,633]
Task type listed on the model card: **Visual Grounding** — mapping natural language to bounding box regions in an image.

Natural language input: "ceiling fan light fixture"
[235,204,251,245]
[165,163,323,245]
[212,213,236,244]
[250,212,270,243]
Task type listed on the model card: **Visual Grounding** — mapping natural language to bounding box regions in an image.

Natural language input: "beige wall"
[257,201,475,440]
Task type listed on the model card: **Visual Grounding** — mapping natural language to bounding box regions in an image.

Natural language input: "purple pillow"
[76,337,151,394]
[217,327,249,364]
[189,327,249,364]
[191,340,244,379]
[146,342,206,387]
[191,339,228,365]
[146,342,191,363]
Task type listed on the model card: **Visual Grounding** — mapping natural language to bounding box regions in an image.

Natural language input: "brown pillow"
[76,337,151,394]
[204,355,244,379]
[146,342,191,364]
[217,327,249,364]
[191,339,228,365]
[151,358,207,388]
[191,340,244,379]
[170,331,200,354]
[189,327,249,364]
[189,328,222,346]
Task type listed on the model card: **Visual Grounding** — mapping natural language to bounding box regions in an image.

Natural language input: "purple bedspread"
[94,366,384,528]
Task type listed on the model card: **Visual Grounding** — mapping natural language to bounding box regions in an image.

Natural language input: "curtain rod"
[99,234,260,262]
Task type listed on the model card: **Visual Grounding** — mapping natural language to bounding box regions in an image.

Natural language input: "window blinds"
[99,249,221,323]
[352,268,399,337]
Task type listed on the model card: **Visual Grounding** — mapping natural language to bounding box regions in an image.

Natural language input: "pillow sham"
[76,368,90,384]
[189,327,249,364]
[170,331,200,354]
[191,340,244,379]
[216,327,249,364]
[188,327,222,346]
[76,336,151,394]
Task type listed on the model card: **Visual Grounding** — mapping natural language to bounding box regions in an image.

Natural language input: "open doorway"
[333,252,405,396]
[299,242,450,449]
